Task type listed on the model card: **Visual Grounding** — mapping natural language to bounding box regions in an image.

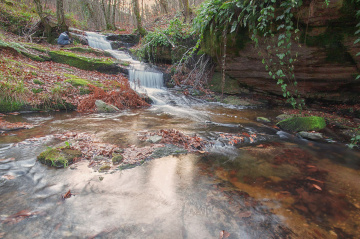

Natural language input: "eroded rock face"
[212,0,360,102]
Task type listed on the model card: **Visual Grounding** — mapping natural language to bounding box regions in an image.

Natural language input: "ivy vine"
[192,0,333,109]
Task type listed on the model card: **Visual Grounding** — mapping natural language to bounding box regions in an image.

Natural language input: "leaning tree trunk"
[132,0,146,36]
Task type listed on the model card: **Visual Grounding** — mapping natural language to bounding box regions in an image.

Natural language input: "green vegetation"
[65,78,90,87]
[49,50,118,73]
[0,0,37,34]
[33,79,44,85]
[112,154,123,165]
[37,146,82,168]
[137,18,195,63]
[99,164,111,172]
[277,116,326,132]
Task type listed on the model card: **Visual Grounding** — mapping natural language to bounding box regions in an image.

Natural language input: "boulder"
[257,117,271,123]
[95,100,119,113]
[298,131,324,140]
[37,147,82,168]
[277,116,326,132]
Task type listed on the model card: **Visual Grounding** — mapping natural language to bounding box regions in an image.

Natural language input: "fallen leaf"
[62,190,72,199]
[312,184,322,191]
[219,230,230,239]
[1,175,15,180]
[238,211,252,218]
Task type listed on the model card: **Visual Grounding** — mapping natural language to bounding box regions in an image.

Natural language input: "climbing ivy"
[192,0,332,109]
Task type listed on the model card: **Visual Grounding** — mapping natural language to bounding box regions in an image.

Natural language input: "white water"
[86,32,112,50]
[86,32,164,89]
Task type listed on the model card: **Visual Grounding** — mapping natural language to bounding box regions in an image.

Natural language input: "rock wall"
[211,0,360,103]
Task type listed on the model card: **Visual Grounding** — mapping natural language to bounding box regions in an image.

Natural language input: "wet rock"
[99,164,111,172]
[37,147,82,168]
[151,144,188,159]
[112,154,124,165]
[297,131,323,140]
[277,116,326,132]
[276,114,294,121]
[257,117,271,123]
[95,100,119,113]
[147,135,162,143]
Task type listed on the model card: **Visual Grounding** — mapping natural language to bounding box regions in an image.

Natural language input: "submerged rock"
[257,117,271,123]
[95,100,119,113]
[298,131,324,140]
[147,135,162,143]
[277,116,326,132]
[37,147,82,168]
[112,154,124,165]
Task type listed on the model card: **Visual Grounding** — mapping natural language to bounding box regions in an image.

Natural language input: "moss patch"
[37,147,82,168]
[48,50,119,73]
[112,154,123,165]
[277,116,326,132]
[209,72,241,95]
[65,78,90,87]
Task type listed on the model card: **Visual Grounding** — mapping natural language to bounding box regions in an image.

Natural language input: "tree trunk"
[56,0,67,32]
[132,0,146,36]
[111,0,118,29]
[159,0,168,14]
[33,0,55,42]
[181,0,190,22]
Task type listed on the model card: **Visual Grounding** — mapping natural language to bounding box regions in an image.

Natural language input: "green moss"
[31,88,43,94]
[0,99,24,113]
[112,154,123,165]
[33,79,44,85]
[37,147,82,168]
[65,78,90,87]
[209,72,241,94]
[277,116,326,132]
[301,26,355,64]
[48,51,117,73]
[99,165,111,172]
[69,47,112,57]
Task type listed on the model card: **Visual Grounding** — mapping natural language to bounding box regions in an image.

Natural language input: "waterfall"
[85,32,164,89]
[86,32,112,51]
[129,70,164,89]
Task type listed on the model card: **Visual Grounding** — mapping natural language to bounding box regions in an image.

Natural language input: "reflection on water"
[0,104,359,238]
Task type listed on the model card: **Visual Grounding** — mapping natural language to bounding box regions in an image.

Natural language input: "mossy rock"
[257,117,271,123]
[209,72,242,95]
[277,116,326,132]
[112,154,123,165]
[48,51,120,74]
[37,147,82,168]
[99,165,111,172]
[68,47,112,57]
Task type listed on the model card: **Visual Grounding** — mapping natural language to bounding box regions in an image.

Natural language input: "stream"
[0,33,359,239]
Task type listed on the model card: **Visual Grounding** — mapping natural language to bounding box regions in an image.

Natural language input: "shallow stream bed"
[0,93,359,239]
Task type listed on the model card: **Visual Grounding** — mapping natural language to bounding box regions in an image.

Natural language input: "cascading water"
[86,32,112,50]
[86,32,163,89]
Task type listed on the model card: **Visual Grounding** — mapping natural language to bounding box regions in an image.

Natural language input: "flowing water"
[0,33,359,239]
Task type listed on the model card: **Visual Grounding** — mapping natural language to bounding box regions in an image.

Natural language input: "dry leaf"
[2,175,15,180]
[219,230,230,239]
[312,184,322,191]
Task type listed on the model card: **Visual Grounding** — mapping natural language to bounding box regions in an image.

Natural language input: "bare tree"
[56,0,67,32]
[132,0,146,35]
[159,0,168,14]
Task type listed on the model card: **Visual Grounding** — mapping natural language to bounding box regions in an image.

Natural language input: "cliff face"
[213,0,360,103]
